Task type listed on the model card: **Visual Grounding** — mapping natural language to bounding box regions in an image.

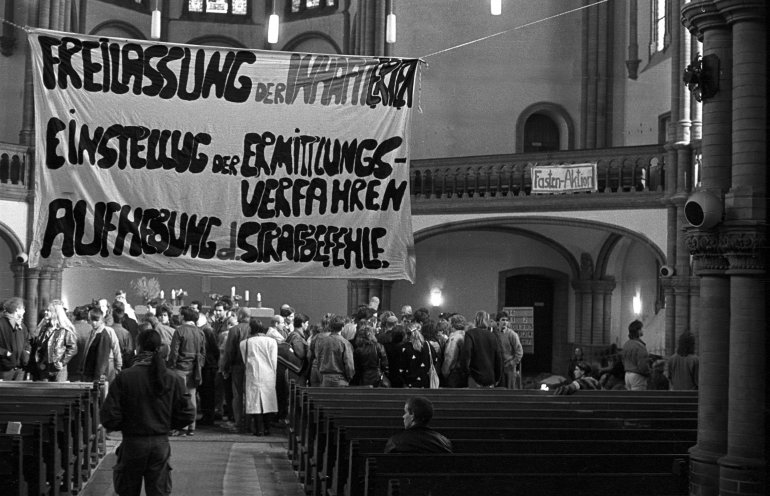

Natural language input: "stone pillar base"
[718,455,767,496]
[689,447,723,496]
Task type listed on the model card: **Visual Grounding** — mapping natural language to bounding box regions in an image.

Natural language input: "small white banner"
[531,163,597,194]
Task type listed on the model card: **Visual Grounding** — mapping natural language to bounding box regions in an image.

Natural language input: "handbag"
[277,342,304,375]
[376,372,391,388]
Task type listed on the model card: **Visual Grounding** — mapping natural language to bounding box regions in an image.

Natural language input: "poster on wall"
[27,29,420,281]
[505,306,535,355]
[531,163,597,194]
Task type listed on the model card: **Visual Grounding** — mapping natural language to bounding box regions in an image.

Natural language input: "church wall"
[394,0,585,159]
[390,229,574,328]
[0,0,28,144]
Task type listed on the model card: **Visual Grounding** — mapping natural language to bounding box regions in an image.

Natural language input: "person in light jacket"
[240,318,278,436]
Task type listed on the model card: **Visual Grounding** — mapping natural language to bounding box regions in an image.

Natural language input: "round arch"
[186,35,247,49]
[0,220,24,256]
[413,215,666,274]
[281,32,341,54]
[414,222,581,281]
[515,102,575,153]
[90,20,146,40]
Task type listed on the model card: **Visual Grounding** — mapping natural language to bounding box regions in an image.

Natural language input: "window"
[187,0,248,16]
[649,0,669,56]
[288,0,337,20]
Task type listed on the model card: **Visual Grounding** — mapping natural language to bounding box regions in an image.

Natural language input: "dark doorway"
[505,275,554,374]
[523,113,560,152]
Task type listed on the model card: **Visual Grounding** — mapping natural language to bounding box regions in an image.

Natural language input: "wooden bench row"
[0,382,106,496]
[288,385,698,496]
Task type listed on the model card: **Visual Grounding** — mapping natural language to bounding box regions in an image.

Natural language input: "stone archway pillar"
[23,267,39,332]
[685,228,730,496]
[347,279,393,316]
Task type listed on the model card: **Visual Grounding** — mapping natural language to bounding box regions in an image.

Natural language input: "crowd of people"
[556,320,699,395]
[0,293,698,433]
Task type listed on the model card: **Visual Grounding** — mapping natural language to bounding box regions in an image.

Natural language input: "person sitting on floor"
[554,361,600,395]
[384,395,453,453]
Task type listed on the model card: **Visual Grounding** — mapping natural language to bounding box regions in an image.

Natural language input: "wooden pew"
[0,402,79,494]
[314,413,695,496]
[289,387,698,496]
[0,382,103,494]
[0,423,48,496]
[286,384,697,462]
[0,415,60,496]
[363,454,690,496]
[0,433,29,496]
[292,387,697,473]
[4,392,93,484]
[383,472,688,496]
[0,382,104,470]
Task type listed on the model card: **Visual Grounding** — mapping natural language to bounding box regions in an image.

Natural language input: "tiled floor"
[79,425,305,496]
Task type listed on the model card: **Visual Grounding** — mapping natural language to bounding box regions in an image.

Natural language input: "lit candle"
[245,290,250,302]
[160,290,164,299]
[171,289,176,300]
[231,286,236,297]
[257,292,262,302]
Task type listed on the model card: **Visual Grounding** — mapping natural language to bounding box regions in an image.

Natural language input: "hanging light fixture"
[151,0,161,39]
[491,0,502,16]
[386,1,396,44]
[267,1,280,44]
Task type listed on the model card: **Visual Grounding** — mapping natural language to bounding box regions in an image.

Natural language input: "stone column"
[591,279,615,345]
[38,267,53,309]
[11,262,25,299]
[717,3,767,493]
[720,228,766,496]
[24,267,40,332]
[570,281,592,346]
[681,3,734,493]
[685,229,730,496]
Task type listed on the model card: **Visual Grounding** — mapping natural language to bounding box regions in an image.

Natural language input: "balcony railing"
[0,141,666,212]
[410,145,666,213]
[0,142,32,202]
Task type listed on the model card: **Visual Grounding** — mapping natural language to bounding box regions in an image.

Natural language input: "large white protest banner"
[28,29,419,281]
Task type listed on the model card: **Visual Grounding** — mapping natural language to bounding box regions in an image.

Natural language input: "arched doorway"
[504,274,554,374]
[523,113,560,152]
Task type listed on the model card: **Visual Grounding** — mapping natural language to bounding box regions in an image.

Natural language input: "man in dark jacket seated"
[384,396,453,453]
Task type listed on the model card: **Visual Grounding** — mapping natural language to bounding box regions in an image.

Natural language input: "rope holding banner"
[0,17,31,33]
[421,0,608,59]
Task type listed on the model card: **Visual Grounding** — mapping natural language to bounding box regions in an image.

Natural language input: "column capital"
[721,224,767,274]
[684,227,729,274]
[714,0,766,24]
[682,1,727,41]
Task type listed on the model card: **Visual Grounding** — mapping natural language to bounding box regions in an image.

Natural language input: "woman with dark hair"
[553,361,600,395]
[621,319,650,391]
[101,329,195,496]
[352,325,389,386]
[240,318,278,436]
[666,330,698,390]
[397,323,432,388]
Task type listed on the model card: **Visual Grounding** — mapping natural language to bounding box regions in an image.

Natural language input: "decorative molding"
[684,228,728,274]
[685,226,767,274]
[722,227,767,274]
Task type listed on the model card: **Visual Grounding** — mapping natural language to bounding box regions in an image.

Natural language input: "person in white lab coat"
[239,318,278,436]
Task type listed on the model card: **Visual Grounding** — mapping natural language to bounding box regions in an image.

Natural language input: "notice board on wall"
[505,306,534,355]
